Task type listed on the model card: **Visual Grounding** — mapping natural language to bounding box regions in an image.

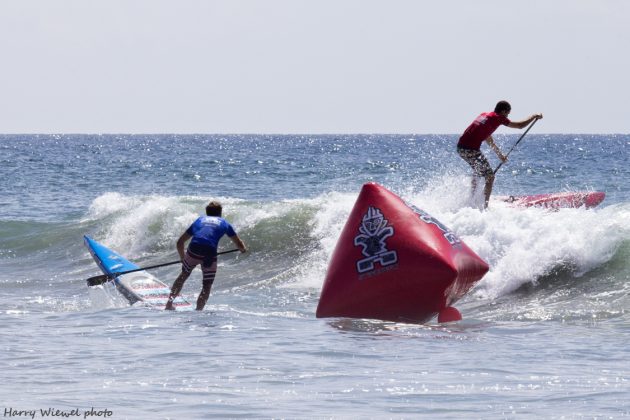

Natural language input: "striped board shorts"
[457,147,493,177]
[182,248,218,285]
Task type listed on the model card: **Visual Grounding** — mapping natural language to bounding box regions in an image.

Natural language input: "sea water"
[1,134,629,419]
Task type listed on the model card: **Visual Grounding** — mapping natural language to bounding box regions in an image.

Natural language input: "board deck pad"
[84,236,192,311]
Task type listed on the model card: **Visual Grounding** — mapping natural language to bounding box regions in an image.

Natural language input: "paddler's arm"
[508,113,543,129]
[485,136,507,162]
[230,234,248,253]
[176,232,192,261]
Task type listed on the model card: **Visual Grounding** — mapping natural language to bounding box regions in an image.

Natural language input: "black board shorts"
[457,146,493,177]
[186,242,218,268]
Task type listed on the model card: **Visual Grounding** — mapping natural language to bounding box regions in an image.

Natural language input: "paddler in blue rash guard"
[165,201,247,311]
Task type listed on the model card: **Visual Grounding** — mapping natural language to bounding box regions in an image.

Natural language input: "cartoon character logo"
[353,207,398,273]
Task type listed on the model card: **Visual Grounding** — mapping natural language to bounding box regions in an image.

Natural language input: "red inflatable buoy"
[316,183,488,323]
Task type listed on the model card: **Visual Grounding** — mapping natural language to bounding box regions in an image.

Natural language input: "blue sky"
[1,1,628,133]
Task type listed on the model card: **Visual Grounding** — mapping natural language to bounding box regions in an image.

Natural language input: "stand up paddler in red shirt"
[457,100,543,208]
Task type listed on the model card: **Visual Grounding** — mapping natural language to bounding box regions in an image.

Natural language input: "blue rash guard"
[186,216,236,257]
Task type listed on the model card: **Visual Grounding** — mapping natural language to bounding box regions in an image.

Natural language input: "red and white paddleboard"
[316,183,489,324]
[495,191,605,210]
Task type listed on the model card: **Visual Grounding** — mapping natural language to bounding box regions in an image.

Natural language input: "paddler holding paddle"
[457,100,543,208]
[165,201,247,310]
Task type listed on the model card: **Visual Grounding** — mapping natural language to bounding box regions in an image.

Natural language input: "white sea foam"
[432,202,629,300]
[295,191,358,289]
[85,193,246,257]
[87,194,195,256]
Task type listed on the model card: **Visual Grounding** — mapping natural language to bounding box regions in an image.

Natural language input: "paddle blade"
[86,274,113,287]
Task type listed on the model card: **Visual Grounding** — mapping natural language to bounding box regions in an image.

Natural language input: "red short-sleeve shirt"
[458,112,510,150]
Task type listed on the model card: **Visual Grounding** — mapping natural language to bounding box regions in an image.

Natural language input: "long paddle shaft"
[493,118,538,174]
[85,248,241,286]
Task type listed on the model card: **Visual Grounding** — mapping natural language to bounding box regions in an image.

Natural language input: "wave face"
[2,188,629,321]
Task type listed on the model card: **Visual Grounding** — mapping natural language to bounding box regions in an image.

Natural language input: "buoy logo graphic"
[353,206,398,273]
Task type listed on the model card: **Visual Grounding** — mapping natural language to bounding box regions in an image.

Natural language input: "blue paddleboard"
[84,236,192,311]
